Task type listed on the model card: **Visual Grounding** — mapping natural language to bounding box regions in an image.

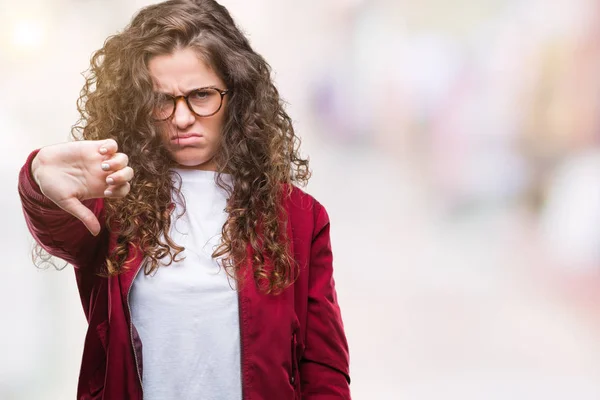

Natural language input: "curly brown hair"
[68,0,310,293]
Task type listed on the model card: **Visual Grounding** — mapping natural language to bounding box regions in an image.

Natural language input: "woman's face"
[148,47,227,171]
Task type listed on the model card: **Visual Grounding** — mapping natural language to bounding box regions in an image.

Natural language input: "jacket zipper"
[127,260,145,399]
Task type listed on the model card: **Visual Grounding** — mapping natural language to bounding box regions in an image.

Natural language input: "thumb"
[58,197,101,236]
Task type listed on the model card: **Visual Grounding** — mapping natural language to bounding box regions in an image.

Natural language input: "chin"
[174,156,217,171]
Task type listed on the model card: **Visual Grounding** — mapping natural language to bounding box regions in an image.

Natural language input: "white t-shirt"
[129,169,242,400]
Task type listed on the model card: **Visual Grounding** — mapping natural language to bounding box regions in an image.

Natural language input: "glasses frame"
[153,87,230,121]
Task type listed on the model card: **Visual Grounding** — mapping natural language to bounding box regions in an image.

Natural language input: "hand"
[31,139,134,236]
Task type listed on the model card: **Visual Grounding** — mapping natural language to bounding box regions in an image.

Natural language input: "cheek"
[204,113,226,136]
[195,121,224,151]
[157,125,174,145]
[211,102,227,133]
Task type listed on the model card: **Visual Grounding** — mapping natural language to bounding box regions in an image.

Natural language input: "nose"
[172,97,196,129]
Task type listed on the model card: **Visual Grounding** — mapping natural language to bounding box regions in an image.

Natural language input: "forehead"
[147,47,223,91]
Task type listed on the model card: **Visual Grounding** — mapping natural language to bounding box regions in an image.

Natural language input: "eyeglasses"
[153,87,230,121]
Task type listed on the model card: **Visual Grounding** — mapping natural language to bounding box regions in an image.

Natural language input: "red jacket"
[18,150,350,400]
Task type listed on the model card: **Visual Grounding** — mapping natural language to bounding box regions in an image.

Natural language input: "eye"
[155,93,172,106]
[190,89,212,101]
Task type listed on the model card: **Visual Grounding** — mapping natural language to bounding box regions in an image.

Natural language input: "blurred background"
[2,0,600,398]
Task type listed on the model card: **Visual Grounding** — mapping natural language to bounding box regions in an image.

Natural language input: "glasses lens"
[188,88,222,116]
[154,94,174,121]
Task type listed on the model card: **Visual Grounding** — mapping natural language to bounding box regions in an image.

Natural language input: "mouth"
[171,133,202,140]
[170,133,204,146]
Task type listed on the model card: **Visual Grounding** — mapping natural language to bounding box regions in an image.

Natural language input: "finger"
[98,139,119,157]
[58,197,101,236]
[100,153,129,172]
[104,182,131,198]
[106,166,134,186]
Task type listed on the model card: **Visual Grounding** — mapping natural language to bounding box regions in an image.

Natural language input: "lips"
[171,133,202,140]
[170,133,204,146]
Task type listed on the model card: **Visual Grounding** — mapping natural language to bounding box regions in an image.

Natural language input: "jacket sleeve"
[18,149,106,268]
[300,201,351,399]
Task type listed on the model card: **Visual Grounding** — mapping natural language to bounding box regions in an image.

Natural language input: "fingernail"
[99,147,107,154]
[106,177,114,185]
[104,189,113,197]
[101,163,110,171]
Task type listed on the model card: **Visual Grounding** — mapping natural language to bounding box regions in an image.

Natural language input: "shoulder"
[283,184,330,240]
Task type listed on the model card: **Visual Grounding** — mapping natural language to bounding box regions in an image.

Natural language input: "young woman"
[17,0,350,399]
